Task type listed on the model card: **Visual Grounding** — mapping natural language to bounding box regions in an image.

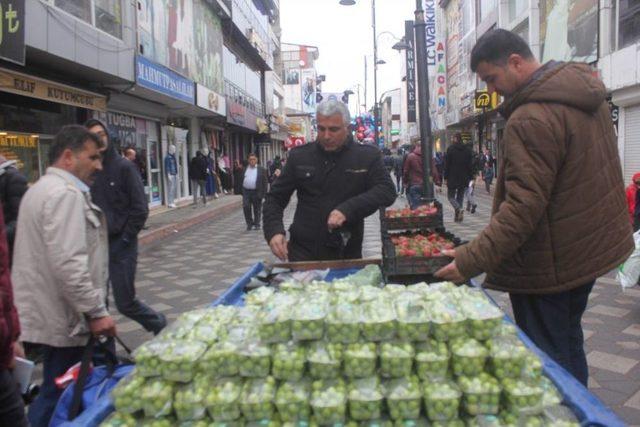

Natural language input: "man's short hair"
[248,153,258,159]
[49,125,103,164]
[470,29,534,72]
[317,100,351,126]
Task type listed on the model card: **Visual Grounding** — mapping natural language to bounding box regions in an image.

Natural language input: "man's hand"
[327,209,347,230]
[269,234,289,261]
[89,316,117,337]
[434,249,466,283]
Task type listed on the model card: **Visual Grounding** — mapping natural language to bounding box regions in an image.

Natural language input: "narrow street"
[113,185,640,425]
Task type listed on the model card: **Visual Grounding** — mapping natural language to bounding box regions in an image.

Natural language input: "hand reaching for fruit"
[434,249,466,283]
[269,234,289,261]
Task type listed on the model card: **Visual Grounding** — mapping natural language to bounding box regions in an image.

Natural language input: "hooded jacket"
[402,145,441,187]
[456,62,634,294]
[625,172,640,225]
[88,119,149,241]
[189,151,209,181]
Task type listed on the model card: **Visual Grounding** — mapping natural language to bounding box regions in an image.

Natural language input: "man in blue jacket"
[85,119,166,334]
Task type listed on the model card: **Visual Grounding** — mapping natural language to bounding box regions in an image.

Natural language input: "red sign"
[285,136,306,150]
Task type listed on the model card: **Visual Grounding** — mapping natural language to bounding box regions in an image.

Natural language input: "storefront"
[226,99,260,164]
[92,111,163,206]
[0,67,107,182]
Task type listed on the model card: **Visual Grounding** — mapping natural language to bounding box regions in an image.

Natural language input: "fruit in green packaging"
[522,353,543,380]
[385,376,422,420]
[458,373,501,415]
[543,405,581,427]
[187,322,226,345]
[348,377,384,421]
[245,286,276,307]
[111,372,145,414]
[414,340,449,380]
[139,417,175,427]
[422,380,461,421]
[450,338,488,377]
[240,377,276,421]
[310,378,347,424]
[174,376,209,421]
[280,281,304,293]
[358,285,383,303]
[361,299,396,341]
[464,415,502,426]
[204,377,243,421]
[275,380,311,422]
[539,376,562,408]
[272,342,307,381]
[159,341,208,383]
[258,294,296,344]
[394,293,430,342]
[502,378,543,415]
[429,300,466,341]
[133,340,171,378]
[100,411,138,427]
[291,296,328,341]
[238,342,272,378]
[500,411,544,427]
[140,377,174,418]
[307,342,343,379]
[343,342,377,378]
[461,299,503,341]
[199,341,240,377]
[487,337,528,379]
[326,302,361,344]
[379,341,414,378]
[428,420,465,427]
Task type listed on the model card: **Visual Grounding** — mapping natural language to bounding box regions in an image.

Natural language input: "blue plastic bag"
[49,364,134,427]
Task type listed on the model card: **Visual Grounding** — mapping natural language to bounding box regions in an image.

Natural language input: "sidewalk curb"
[139,199,243,246]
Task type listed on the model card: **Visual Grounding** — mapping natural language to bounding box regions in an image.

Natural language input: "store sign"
[424,0,437,70]
[0,133,37,148]
[285,136,305,150]
[608,97,619,137]
[405,20,416,123]
[227,100,246,127]
[136,55,195,104]
[196,84,226,116]
[474,90,500,111]
[0,68,107,110]
[0,0,24,65]
[92,111,141,146]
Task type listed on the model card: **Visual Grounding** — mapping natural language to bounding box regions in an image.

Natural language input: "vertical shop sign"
[405,20,416,123]
[0,0,24,65]
[424,0,437,72]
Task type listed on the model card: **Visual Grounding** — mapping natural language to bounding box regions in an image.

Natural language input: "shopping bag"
[617,230,640,288]
[49,337,133,427]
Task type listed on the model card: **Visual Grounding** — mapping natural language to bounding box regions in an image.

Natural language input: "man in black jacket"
[85,119,166,335]
[189,150,209,206]
[444,134,474,223]
[242,153,269,231]
[0,156,28,262]
[263,100,396,261]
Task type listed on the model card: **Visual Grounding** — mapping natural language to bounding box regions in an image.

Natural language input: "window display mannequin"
[217,152,231,194]
[165,145,178,208]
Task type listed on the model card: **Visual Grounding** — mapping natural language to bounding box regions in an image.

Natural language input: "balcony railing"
[225,79,265,115]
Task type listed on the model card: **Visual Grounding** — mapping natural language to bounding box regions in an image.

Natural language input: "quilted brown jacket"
[456,62,634,294]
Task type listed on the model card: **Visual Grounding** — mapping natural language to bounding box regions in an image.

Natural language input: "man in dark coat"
[85,118,166,335]
[242,153,269,231]
[444,134,473,222]
[189,150,209,206]
[263,100,396,261]
[0,156,28,262]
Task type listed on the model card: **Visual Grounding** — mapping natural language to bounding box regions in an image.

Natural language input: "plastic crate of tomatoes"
[382,229,462,277]
[380,200,443,231]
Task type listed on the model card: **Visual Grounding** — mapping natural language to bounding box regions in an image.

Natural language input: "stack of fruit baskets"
[380,201,443,232]
[382,229,463,283]
[102,269,581,427]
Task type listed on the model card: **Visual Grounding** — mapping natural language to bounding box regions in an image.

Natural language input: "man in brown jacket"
[436,29,633,386]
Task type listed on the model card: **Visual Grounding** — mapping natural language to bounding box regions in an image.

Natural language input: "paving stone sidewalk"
[116,183,640,425]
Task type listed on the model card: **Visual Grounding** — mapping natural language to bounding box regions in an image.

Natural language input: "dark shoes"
[254,225,261,230]
[471,204,477,214]
[454,209,464,223]
[246,225,253,231]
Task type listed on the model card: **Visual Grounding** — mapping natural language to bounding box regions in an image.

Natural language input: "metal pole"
[372,0,379,147]
[414,0,434,200]
[364,56,368,111]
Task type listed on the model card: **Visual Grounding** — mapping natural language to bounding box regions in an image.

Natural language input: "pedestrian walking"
[435,29,633,386]
[481,147,494,193]
[0,155,28,262]
[86,119,166,336]
[13,125,117,427]
[263,100,396,262]
[189,150,209,206]
[402,142,441,210]
[625,173,640,231]
[393,149,405,195]
[444,134,473,222]
[242,153,268,231]
[164,145,179,208]
[0,209,27,427]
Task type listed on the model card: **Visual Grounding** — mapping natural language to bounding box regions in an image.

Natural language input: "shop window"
[508,0,527,22]
[619,0,640,48]
[50,0,123,39]
[479,0,497,22]
[462,0,475,36]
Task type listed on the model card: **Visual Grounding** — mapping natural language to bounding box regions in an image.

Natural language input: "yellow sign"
[0,133,37,148]
[0,68,107,111]
[474,90,500,111]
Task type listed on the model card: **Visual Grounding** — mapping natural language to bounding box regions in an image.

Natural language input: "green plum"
[238,342,271,378]
[385,376,422,420]
[199,341,240,378]
[379,341,414,378]
[174,376,209,421]
[502,378,543,415]
[240,376,277,421]
[111,372,145,414]
[422,380,461,421]
[307,342,343,379]
[140,377,174,418]
[450,338,488,377]
[159,341,208,383]
[414,340,450,380]
[343,342,377,378]
[275,380,311,422]
[348,377,384,421]
[310,378,347,425]
[204,377,243,421]
[272,342,307,381]
[326,303,361,344]
[458,374,501,416]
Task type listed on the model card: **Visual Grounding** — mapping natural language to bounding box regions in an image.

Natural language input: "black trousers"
[242,189,262,227]
[509,280,595,386]
[0,369,27,427]
[110,235,166,334]
[447,185,467,211]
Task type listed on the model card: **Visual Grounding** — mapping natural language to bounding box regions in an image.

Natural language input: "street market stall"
[71,261,624,427]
